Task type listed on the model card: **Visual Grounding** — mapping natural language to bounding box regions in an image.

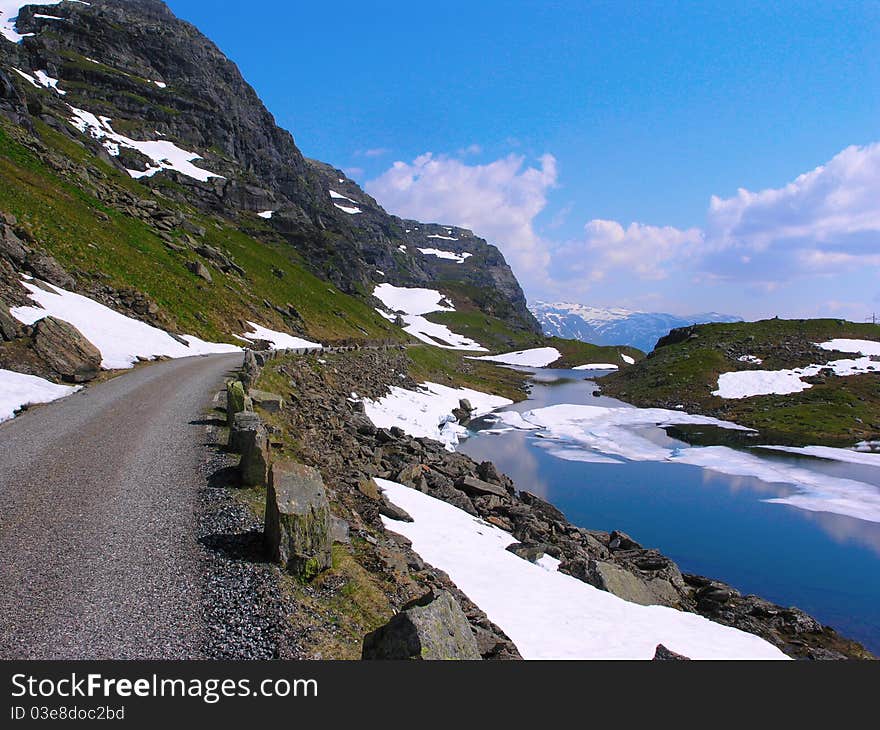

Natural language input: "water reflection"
[459,367,880,653]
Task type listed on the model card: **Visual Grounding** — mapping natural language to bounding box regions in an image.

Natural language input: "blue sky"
[167,0,880,320]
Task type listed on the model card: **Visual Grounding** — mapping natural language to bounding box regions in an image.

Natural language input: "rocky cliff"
[0,0,539,338]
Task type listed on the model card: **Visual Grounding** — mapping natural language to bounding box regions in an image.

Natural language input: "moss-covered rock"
[263,460,332,580]
[362,591,482,660]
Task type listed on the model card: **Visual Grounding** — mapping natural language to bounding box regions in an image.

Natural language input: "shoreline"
[244,347,873,659]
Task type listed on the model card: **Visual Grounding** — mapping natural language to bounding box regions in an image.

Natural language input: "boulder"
[249,388,284,412]
[186,260,212,283]
[25,253,75,289]
[653,644,691,660]
[32,317,101,382]
[239,419,270,487]
[0,225,28,263]
[263,461,333,580]
[476,460,503,484]
[0,300,21,341]
[560,557,681,608]
[330,515,350,544]
[506,542,547,563]
[357,477,381,500]
[225,380,250,426]
[362,591,482,660]
[228,411,263,453]
[455,475,507,498]
[378,496,413,523]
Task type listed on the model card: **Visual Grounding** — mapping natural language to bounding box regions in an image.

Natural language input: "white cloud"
[366,152,558,278]
[565,219,703,281]
[702,142,880,279]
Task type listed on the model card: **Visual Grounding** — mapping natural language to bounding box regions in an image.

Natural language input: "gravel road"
[0,353,242,659]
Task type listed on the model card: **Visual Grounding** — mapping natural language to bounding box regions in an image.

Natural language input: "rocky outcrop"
[362,591,482,660]
[0,300,20,341]
[263,461,333,580]
[32,317,102,383]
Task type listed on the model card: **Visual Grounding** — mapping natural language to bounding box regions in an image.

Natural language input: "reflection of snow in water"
[480,382,880,525]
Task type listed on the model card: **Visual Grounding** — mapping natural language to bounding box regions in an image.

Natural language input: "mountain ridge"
[0,0,539,352]
[530,300,741,352]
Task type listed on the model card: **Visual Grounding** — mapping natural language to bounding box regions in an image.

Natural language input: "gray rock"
[186,260,212,283]
[32,316,101,382]
[249,388,284,412]
[378,496,414,523]
[228,411,262,453]
[506,542,547,563]
[0,300,21,341]
[362,591,482,660]
[653,644,691,660]
[455,475,507,498]
[239,419,270,487]
[263,461,332,580]
[0,225,28,263]
[225,380,250,427]
[25,253,75,289]
[330,515,350,544]
[560,557,681,608]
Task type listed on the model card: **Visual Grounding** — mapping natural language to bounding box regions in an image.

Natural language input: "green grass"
[600,318,880,445]
[0,119,402,344]
[425,309,542,352]
[546,337,644,368]
[406,345,530,401]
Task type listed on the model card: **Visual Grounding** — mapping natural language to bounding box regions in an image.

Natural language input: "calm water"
[459,368,880,654]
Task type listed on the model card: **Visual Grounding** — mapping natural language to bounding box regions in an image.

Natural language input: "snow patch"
[10,279,240,369]
[621,353,636,365]
[426,234,458,241]
[737,355,763,365]
[68,107,222,182]
[573,363,619,370]
[372,283,486,351]
[819,339,880,356]
[416,248,472,263]
[471,347,561,368]
[257,210,274,219]
[334,203,362,214]
[0,369,80,423]
[235,322,322,351]
[363,382,511,450]
[378,479,787,660]
[1,0,66,42]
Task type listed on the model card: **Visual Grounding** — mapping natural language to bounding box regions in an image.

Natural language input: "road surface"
[0,353,242,659]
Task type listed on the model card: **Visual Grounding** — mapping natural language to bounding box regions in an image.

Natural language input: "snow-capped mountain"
[530,301,741,352]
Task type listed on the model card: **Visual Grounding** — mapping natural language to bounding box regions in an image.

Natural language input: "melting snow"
[363,383,512,450]
[621,354,636,365]
[497,401,880,524]
[372,283,486,351]
[0,369,80,423]
[738,355,763,365]
[334,203,362,214]
[416,248,472,263]
[714,339,880,399]
[573,363,619,370]
[471,347,561,368]
[426,234,458,241]
[257,210,274,219]
[235,322,322,351]
[0,0,68,42]
[10,279,240,370]
[378,479,787,660]
[68,107,222,182]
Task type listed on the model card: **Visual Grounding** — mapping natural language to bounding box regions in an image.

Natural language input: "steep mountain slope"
[0,0,538,360]
[531,301,740,352]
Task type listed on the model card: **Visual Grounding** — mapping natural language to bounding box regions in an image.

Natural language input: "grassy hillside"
[600,318,880,445]
[546,337,644,368]
[0,118,401,344]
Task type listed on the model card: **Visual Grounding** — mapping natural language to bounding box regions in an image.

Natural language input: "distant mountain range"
[529,301,741,352]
